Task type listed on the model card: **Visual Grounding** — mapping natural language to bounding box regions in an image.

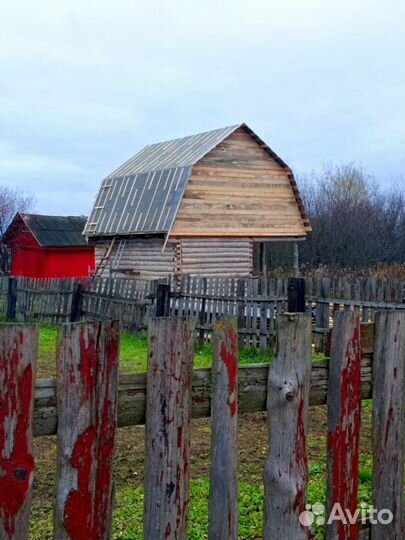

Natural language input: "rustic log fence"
[1,309,405,539]
[1,274,405,350]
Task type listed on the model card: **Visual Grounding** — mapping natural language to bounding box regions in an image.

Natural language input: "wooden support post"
[371,311,405,540]
[263,313,312,540]
[293,242,299,278]
[155,283,170,317]
[259,242,268,278]
[0,325,38,540]
[326,312,361,540]
[144,317,195,540]
[208,318,238,540]
[288,277,306,313]
[6,276,17,321]
[315,277,331,352]
[55,321,120,540]
[69,282,83,323]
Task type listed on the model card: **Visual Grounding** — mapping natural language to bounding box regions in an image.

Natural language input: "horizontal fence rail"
[34,325,375,437]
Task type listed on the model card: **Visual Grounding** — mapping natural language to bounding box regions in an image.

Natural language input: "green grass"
[37,325,271,377]
[37,325,326,377]
[29,464,373,540]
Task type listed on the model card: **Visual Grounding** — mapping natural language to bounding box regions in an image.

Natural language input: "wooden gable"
[170,127,308,238]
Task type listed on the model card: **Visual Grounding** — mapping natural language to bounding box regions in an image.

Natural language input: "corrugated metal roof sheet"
[21,214,88,247]
[85,125,242,237]
[106,124,240,177]
[86,167,191,236]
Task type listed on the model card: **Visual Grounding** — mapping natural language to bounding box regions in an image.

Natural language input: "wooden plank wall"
[170,127,307,237]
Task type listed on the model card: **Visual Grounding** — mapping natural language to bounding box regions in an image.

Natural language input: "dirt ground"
[32,405,373,513]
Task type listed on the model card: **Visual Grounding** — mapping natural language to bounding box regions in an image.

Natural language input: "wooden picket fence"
[1,309,405,539]
[2,275,405,353]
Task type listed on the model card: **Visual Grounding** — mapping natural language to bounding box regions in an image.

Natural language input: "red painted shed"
[4,213,95,278]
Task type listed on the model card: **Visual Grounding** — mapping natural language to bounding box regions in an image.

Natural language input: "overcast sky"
[1,0,404,215]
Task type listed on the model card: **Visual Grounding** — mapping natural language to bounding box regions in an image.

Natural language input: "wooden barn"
[4,213,95,278]
[85,123,311,279]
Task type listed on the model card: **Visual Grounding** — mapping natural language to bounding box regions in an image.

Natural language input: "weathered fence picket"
[0,325,38,540]
[371,311,405,540]
[326,312,362,540]
[263,313,312,540]
[0,308,405,538]
[55,321,119,540]
[208,318,238,540]
[2,275,405,350]
[144,317,195,540]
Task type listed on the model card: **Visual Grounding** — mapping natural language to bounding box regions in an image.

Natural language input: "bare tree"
[0,186,36,236]
[299,164,405,267]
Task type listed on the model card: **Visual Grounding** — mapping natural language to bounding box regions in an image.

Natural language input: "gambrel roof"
[84,123,310,237]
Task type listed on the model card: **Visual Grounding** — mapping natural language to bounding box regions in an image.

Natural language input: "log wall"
[95,237,253,278]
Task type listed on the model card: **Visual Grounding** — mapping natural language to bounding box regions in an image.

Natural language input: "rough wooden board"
[263,313,312,540]
[372,311,405,540]
[208,318,238,540]
[326,312,361,540]
[32,354,373,437]
[143,317,195,540]
[54,321,119,540]
[0,325,38,540]
[171,128,307,237]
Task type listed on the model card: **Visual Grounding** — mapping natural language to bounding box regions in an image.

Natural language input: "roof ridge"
[105,124,243,179]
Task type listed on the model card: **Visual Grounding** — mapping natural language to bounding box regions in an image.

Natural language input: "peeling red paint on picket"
[55,321,119,540]
[144,317,195,540]
[208,318,239,540]
[326,313,361,540]
[219,322,238,418]
[0,326,37,540]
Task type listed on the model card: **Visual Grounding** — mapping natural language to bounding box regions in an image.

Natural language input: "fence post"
[287,277,306,313]
[144,317,195,540]
[0,325,38,540]
[372,311,405,540]
[236,279,245,348]
[69,282,83,322]
[54,321,119,540]
[199,277,207,345]
[6,276,17,320]
[315,277,331,352]
[155,283,170,317]
[208,318,238,540]
[263,313,312,540]
[326,312,361,540]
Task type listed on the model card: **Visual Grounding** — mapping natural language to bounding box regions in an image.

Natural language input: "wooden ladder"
[93,237,116,278]
[112,239,126,271]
